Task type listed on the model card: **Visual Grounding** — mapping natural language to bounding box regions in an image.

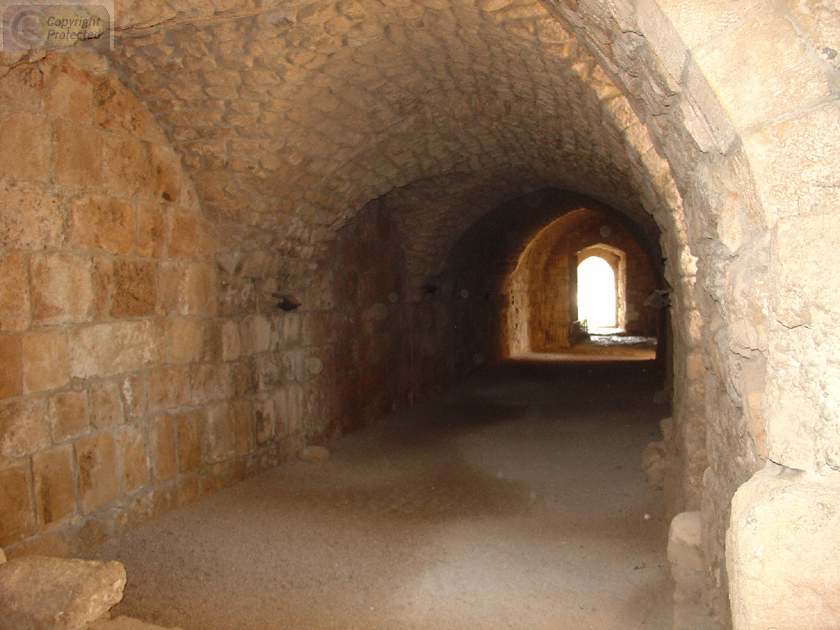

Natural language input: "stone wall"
[0,54,238,556]
[0,88,470,554]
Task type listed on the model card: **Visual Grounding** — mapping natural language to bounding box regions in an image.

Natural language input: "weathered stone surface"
[69,321,164,379]
[232,399,256,457]
[635,0,686,81]
[33,445,77,530]
[88,380,124,430]
[45,61,94,123]
[240,315,271,356]
[53,119,102,187]
[158,263,217,317]
[165,318,203,364]
[0,334,22,399]
[149,414,177,483]
[119,375,146,422]
[221,320,241,362]
[104,137,154,200]
[30,252,94,326]
[744,103,840,225]
[0,7,837,628]
[115,423,148,495]
[656,0,767,50]
[0,179,63,251]
[111,259,157,318]
[0,111,49,181]
[673,603,718,630]
[93,74,152,138]
[175,410,202,474]
[204,402,235,464]
[668,511,702,604]
[69,196,135,255]
[21,330,69,394]
[254,395,276,446]
[784,0,840,71]
[0,460,36,546]
[189,363,230,406]
[145,365,190,413]
[48,390,90,443]
[0,251,31,332]
[136,202,166,258]
[0,397,50,458]
[75,432,119,514]
[0,556,126,630]
[298,445,330,464]
[693,10,829,133]
[728,464,840,630]
[150,145,183,203]
[0,63,46,108]
[641,440,668,489]
[165,208,202,259]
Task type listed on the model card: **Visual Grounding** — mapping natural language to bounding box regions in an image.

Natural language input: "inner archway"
[577,250,621,332]
[497,202,660,357]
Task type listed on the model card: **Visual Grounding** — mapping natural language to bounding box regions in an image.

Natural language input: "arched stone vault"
[1,1,838,628]
[106,1,674,258]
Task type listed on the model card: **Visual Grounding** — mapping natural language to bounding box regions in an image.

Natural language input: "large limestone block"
[0,556,126,630]
[30,252,94,326]
[0,460,37,546]
[22,330,69,394]
[727,464,840,630]
[744,103,840,225]
[0,251,31,332]
[668,511,703,604]
[693,10,829,132]
[0,179,64,251]
[69,321,164,379]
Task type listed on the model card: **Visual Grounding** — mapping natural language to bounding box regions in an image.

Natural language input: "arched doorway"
[576,245,625,333]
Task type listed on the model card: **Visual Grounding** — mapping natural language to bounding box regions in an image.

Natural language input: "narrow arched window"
[577,256,617,330]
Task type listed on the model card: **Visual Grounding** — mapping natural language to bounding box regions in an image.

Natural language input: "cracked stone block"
[0,556,126,630]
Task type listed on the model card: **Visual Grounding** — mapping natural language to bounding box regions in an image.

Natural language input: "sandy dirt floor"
[88,355,674,630]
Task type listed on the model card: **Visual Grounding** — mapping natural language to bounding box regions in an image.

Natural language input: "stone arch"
[498,203,660,356]
[577,243,624,330]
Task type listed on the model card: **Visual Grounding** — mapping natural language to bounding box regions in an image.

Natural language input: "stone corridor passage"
[88,358,673,630]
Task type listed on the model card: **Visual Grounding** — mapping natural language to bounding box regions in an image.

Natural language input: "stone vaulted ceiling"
[109,0,667,279]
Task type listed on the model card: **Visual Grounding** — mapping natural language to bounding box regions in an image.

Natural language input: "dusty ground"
[89,353,673,630]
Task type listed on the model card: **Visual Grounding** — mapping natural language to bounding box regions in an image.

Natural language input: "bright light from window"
[577,256,616,329]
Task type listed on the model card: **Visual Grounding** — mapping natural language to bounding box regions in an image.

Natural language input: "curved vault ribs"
[109,1,684,270]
